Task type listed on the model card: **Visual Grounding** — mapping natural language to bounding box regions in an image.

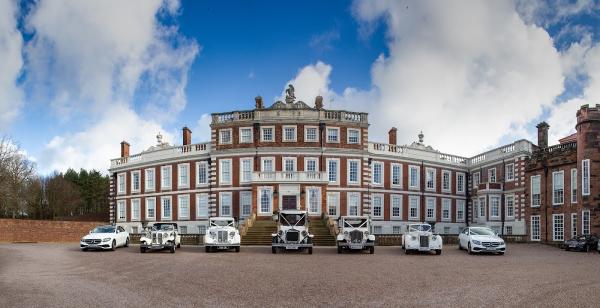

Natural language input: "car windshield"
[280,213,306,226]
[409,225,431,232]
[470,228,496,236]
[91,226,115,233]
[344,219,368,228]
[211,220,233,227]
[153,224,174,231]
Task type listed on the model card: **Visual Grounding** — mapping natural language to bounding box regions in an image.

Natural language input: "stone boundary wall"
[0,219,107,243]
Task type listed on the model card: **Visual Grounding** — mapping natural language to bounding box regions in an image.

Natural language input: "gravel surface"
[1,243,600,307]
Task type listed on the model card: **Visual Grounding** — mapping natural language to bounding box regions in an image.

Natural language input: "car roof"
[341,216,369,219]
[210,217,235,221]
[97,225,114,228]
[280,210,307,215]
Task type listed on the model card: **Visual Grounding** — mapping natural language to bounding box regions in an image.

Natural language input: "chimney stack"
[388,127,397,145]
[120,141,130,158]
[255,96,264,109]
[182,126,192,145]
[536,122,549,148]
[315,96,323,109]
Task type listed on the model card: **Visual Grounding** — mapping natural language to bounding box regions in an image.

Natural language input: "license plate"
[217,246,228,249]
[485,247,496,251]
[88,244,97,247]
[569,244,576,248]
[286,245,299,250]
[350,244,363,249]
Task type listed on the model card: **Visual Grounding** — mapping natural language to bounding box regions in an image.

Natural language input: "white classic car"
[140,223,181,253]
[80,225,129,251]
[402,223,443,255]
[336,216,375,254]
[204,217,241,253]
[272,210,314,254]
[458,226,506,255]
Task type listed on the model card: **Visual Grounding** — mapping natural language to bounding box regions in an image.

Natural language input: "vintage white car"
[458,226,506,255]
[272,210,314,254]
[140,223,181,253]
[402,223,443,255]
[204,217,241,253]
[80,225,129,251]
[336,216,375,254]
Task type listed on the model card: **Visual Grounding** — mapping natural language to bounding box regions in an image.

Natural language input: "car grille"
[420,235,429,248]
[152,233,163,245]
[350,230,363,243]
[482,242,500,247]
[286,230,299,242]
[217,230,228,243]
[85,239,101,244]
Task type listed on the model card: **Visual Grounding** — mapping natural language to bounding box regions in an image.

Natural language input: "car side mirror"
[116,230,120,234]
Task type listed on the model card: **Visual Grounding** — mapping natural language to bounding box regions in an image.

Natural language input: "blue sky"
[1,0,600,174]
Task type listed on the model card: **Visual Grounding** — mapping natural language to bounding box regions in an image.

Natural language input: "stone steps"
[242,218,336,246]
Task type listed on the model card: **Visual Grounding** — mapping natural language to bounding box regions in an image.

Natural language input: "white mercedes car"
[80,225,129,251]
[458,226,506,255]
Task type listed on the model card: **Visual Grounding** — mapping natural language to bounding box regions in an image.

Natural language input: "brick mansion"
[108,86,600,243]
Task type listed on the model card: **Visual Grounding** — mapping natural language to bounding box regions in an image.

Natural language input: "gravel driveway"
[1,243,599,307]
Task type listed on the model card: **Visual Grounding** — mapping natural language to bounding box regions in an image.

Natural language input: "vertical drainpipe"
[421,161,425,223]
[544,163,549,243]
[501,159,506,236]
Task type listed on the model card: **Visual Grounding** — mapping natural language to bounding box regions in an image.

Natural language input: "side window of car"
[118,226,125,232]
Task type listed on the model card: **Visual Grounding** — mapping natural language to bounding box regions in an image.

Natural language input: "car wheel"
[337,245,342,254]
[111,240,116,251]
[170,244,175,253]
[585,245,590,252]
[82,248,88,252]
[177,243,181,249]
[205,246,210,253]
[235,246,240,253]
[435,249,442,255]
[272,247,276,254]
[404,248,410,255]
[565,246,570,251]
[468,243,473,255]
[498,251,505,255]
[140,247,146,253]
[125,238,129,247]
[458,242,462,250]
[308,247,313,254]
[369,246,375,254]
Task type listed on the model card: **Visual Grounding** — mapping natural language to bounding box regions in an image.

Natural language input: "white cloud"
[279,61,335,106]
[193,113,212,143]
[516,0,597,27]
[0,0,24,129]
[24,0,199,174]
[309,28,341,52]
[320,0,564,156]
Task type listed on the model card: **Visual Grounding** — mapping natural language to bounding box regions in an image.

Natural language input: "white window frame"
[145,197,156,221]
[505,195,515,219]
[131,198,141,221]
[530,215,541,241]
[488,168,497,183]
[161,165,172,190]
[117,172,126,194]
[196,193,209,219]
[178,163,190,189]
[258,187,273,215]
[441,198,451,221]
[571,168,577,203]
[425,168,436,191]
[347,192,360,216]
[145,168,155,192]
[552,170,564,205]
[240,191,252,218]
[219,159,232,185]
[131,170,141,193]
[178,194,190,220]
[505,163,514,181]
[489,195,500,219]
[306,187,322,215]
[196,161,209,186]
[582,159,590,196]
[408,165,420,190]
[260,126,275,142]
[347,128,360,144]
[117,200,126,222]
[347,159,361,185]
[552,214,564,241]
[240,157,254,184]
[219,128,232,145]
[531,175,541,207]
[371,194,384,219]
[425,197,436,221]
[442,170,451,192]
[408,195,420,221]
[571,213,577,238]
[304,157,318,173]
[582,210,590,235]
[391,163,402,188]
[456,199,465,221]
[473,172,480,188]
[239,127,253,143]
[391,194,402,220]
[456,172,465,194]
[327,192,340,217]
[478,197,486,218]
[261,157,275,172]
[371,161,384,186]
[219,192,232,217]
[326,158,340,184]
[304,126,319,142]
[282,157,297,172]
[282,125,297,142]
[326,127,340,143]
[161,196,172,221]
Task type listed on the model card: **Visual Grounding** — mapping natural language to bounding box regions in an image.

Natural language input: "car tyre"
[235,246,240,253]
[140,247,146,253]
[272,247,276,254]
[337,245,342,254]
[435,249,442,255]
[585,245,590,252]
[177,243,181,249]
[468,243,473,255]
[111,239,117,251]
[308,247,313,254]
[170,245,175,253]
[458,242,462,250]
[369,246,375,254]
[404,248,410,255]
[565,246,570,251]
[82,248,88,252]
[125,237,129,247]
[205,246,210,253]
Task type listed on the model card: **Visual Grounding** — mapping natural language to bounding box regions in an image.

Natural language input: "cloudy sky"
[1,0,600,174]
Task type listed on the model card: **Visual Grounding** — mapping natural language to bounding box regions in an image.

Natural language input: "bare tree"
[0,136,37,218]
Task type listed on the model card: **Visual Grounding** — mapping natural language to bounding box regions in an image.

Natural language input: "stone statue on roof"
[285,84,295,103]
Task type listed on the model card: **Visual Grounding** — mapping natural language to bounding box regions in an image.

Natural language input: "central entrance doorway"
[282,195,297,210]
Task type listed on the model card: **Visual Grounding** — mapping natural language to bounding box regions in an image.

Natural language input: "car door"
[117,226,126,246]
[460,228,469,247]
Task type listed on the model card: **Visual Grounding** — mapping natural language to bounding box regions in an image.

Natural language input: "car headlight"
[472,240,481,245]
[301,230,307,237]
[278,230,283,236]
[411,235,416,241]
[209,231,216,238]
[102,238,111,242]
[229,231,235,238]
[364,231,369,236]
[343,231,349,236]
[81,238,85,242]
[432,235,437,240]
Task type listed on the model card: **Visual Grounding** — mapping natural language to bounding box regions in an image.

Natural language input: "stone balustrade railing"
[110,142,211,168]
[211,109,367,125]
[252,171,327,183]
